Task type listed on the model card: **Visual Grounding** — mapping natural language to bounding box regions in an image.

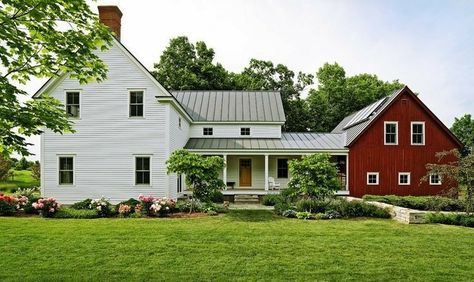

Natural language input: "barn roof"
[171,90,286,123]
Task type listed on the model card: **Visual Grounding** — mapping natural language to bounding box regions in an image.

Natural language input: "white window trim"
[57,154,76,187]
[367,172,379,185]
[275,158,289,179]
[429,174,442,185]
[128,89,146,119]
[411,121,425,145]
[384,121,398,145]
[64,90,81,119]
[398,172,411,185]
[134,155,152,186]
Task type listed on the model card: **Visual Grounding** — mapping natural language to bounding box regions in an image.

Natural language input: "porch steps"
[234,194,260,204]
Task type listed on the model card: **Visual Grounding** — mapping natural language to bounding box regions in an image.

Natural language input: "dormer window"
[411,122,425,145]
[240,127,250,136]
[203,127,213,136]
[66,91,80,118]
[384,121,398,145]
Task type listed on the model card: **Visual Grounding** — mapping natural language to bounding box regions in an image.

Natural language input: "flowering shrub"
[150,197,176,217]
[90,196,112,217]
[0,194,18,216]
[138,194,155,216]
[32,198,61,217]
[118,204,132,217]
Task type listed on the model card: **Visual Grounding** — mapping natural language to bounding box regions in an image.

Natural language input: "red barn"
[332,86,462,197]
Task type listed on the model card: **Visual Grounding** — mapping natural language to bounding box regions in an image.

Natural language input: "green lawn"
[1,211,473,281]
[0,170,39,193]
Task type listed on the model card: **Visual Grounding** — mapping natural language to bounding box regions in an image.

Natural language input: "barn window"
[367,172,379,185]
[135,156,151,185]
[129,90,144,117]
[203,128,213,136]
[429,174,442,185]
[411,122,425,145]
[384,121,398,145]
[398,172,411,185]
[66,91,80,118]
[58,156,74,185]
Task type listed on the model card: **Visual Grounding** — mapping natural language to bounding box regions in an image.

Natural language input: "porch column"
[223,154,227,190]
[264,154,269,191]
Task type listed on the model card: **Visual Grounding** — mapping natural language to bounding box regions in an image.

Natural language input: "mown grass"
[0,170,39,193]
[0,210,473,281]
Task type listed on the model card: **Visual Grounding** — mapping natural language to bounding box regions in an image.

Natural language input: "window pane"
[137,105,143,117]
[60,157,73,170]
[277,159,288,178]
[59,171,73,185]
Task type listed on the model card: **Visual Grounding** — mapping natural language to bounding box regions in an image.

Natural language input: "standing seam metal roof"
[171,91,286,122]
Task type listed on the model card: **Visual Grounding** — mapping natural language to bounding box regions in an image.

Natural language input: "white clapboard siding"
[42,41,180,204]
[189,124,281,138]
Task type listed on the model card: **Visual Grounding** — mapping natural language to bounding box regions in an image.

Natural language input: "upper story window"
[58,156,74,185]
[367,172,379,185]
[129,91,144,117]
[203,127,213,136]
[411,122,425,145]
[135,156,151,185]
[66,91,80,118]
[178,117,182,129]
[277,159,288,178]
[240,127,250,136]
[384,121,398,145]
[429,174,442,185]
[398,172,410,185]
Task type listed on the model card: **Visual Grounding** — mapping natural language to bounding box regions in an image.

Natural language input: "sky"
[19,0,474,159]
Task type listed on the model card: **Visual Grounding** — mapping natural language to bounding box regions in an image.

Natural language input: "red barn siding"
[348,91,460,197]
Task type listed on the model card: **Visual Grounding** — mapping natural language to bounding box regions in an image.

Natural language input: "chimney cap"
[98,5,123,17]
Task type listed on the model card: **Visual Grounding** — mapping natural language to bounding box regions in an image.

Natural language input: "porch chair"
[268,177,281,190]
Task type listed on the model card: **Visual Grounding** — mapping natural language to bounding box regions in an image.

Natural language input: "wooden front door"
[239,159,252,187]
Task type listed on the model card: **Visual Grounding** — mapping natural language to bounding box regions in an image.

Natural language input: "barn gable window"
[398,172,411,185]
[384,121,398,145]
[129,90,144,117]
[411,122,425,145]
[367,172,379,185]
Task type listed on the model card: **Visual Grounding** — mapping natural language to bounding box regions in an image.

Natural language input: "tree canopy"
[451,114,474,156]
[0,0,113,156]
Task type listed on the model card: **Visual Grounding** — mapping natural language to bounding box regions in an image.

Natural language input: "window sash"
[367,173,379,185]
[129,91,144,117]
[66,92,80,118]
[203,128,213,135]
[399,173,410,185]
[385,123,397,144]
[59,157,74,185]
[177,174,182,193]
[277,159,288,178]
[240,128,250,136]
[412,123,424,144]
[135,157,150,185]
[430,174,441,185]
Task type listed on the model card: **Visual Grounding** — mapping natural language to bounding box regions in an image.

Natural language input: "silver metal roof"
[171,91,286,122]
[185,132,346,151]
[332,87,404,146]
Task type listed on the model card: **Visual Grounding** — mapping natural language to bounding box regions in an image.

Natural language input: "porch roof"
[184,133,347,151]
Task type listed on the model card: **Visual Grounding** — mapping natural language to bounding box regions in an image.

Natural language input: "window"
[135,156,150,185]
[367,172,379,185]
[240,127,250,136]
[384,122,398,145]
[178,117,182,129]
[411,122,425,145]
[277,159,288,178]
[203,127,213,136]
[429,174,442,185]
[58,156,74,185]
[66,91,80,118]
[398,172,411,185]
[129,91,144,117]
[177,174,182,193]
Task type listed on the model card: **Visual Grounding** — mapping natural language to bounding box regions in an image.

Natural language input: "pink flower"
[49,208,55,213]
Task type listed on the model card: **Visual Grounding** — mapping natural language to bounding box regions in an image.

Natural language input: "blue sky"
[22,0,474,159]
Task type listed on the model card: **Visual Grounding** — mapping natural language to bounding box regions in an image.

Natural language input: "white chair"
[268,177,281,190]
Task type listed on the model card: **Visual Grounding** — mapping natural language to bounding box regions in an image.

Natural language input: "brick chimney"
[98,6,123,41]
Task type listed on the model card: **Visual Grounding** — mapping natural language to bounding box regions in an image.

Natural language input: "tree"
[15,157,29,170]
[423,150,474,214]
[0,0,113,156]
[152,36,232,90]
[307,63,403,132]
[451,114,474,156]
[166,149,225,204]
[287,153,340,202]
[0,155,11,181]
[31,161,40,181]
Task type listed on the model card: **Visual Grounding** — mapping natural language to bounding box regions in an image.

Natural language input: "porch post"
[223,154,227,190]
[264,154,269,191]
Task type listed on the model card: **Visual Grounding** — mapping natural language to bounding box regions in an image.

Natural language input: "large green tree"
[307,63,403,132]
[451,114,474,156]
[0,0,113,156]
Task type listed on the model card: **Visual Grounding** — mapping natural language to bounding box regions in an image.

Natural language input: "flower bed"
[362,195,465,212]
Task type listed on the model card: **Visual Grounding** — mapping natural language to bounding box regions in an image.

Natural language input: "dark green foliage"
[451,114,474,156]
[295,198,330,213]
[210,190,224,203]
[261,194,284,206]
[15,157,30,170]
[0,199,16,216]
[0,155,11,181]
[23,196,40,214]
[53,208,98,219]
[71,199,93,210]
[425,213,474,227]
[115,198,140,213]
[282,209,297,218]
[274,201,294,216]
[293,198,390,219]
[363,195,465,212]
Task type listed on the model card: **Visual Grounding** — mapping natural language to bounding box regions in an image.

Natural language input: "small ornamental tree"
[287,153,340,202]
[0,155,11,181]
[166,149,225,204]
[423,149,474,214]
[31,161,40,181]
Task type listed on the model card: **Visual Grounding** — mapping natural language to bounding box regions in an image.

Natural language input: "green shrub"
[71,199,93,210]
[425,213,474,227]
[210,190,224,203]
[23,196,40,214]
[324,210,342,219]
[282,209,297,218]
[296,211,315,220]
[295,198,330,213]
[363,195,465,212]
[54,208,98,219]
[115,198,140,213]
[177,198,203,213]
[274,201,294,215]
[0,196,16,216]
[262,194,284,206]
[330,199,391,218]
